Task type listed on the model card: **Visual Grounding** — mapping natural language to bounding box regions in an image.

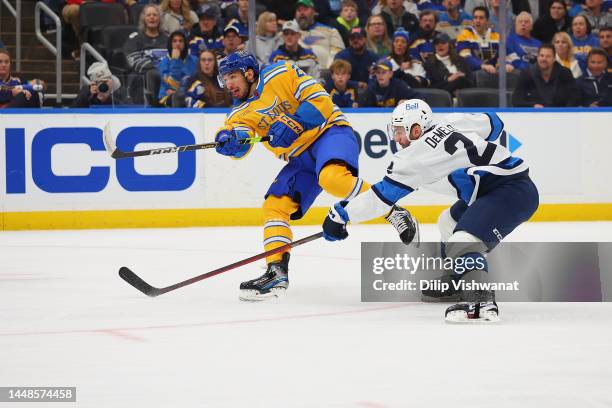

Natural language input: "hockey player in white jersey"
[322,99,539,323]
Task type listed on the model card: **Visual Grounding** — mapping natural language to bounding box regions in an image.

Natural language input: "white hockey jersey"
[345,112,529,223]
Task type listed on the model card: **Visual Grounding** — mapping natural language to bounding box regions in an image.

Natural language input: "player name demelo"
[372,279,520,291]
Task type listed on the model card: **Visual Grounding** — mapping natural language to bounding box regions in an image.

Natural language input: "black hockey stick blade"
[103,122,270,159]
[119,266,163,297]
[118,231,324,297]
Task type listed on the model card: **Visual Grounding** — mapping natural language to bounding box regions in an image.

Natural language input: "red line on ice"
[0,303,415,338]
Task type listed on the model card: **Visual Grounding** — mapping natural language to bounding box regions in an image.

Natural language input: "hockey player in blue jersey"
[322,99,539,323]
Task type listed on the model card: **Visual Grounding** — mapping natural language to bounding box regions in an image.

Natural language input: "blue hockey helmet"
[217,50,260,88]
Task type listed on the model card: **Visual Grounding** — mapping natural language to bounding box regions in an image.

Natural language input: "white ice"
[1,222,612,408]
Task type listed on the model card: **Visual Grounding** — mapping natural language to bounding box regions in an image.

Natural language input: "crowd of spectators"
[0,0,610,108]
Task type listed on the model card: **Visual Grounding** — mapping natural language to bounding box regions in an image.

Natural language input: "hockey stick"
[119,232,324,297]
[103,123,269,159]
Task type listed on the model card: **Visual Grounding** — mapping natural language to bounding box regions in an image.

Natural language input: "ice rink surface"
[2,222,612,408]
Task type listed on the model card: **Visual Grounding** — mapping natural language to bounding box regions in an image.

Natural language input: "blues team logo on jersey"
[256,97,293,129]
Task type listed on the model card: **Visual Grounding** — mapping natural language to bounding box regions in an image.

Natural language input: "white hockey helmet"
[388,99,433,142]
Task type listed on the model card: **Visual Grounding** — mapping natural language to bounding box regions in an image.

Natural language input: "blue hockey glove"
[267,114,304,148]
[323,201,350,241]
[215,129,247,157]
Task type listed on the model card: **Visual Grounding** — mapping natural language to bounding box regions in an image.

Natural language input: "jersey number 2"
[444,132,496,166]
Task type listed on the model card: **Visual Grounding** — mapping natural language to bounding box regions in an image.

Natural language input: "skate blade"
[239,287,286,302]
[445,310,500,324]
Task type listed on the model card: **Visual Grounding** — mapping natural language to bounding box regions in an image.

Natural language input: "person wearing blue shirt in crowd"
[359,58,419,106]
[325,59,360,107]
[576,48,612,106]
[335,27,379,87]
[0,39,4,49]
[506,12,541,71]
[269,20,321,82]
[437,0,472,40]
[570,14,601,72]
[0,49,43,108]
[189,4,224,57]
[158,31,197,106]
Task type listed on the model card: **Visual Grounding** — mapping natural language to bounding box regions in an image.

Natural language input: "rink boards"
[1,108,611,230]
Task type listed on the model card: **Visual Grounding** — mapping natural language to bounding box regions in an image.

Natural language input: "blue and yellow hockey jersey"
[220,61,350,161]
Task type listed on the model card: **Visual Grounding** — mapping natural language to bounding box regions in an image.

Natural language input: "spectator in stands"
[255,12,282,65]
[125,5,169,74]
[72,62,125,107]
[457,6,501,73]
[372,0,419,17]
[0,49,43,108]
[488,0,516,35]
[553,31,583,77]
[576,48,611,105]
[335,26,379,86]
[512,43,580,106]
[270,20,321,81]
[189,5,224,57]
[599,27,612,71]
[183,49,232,107]
[579,0,612,34]
[506,12,541,70]
[224,0,249,36]
[314,0,370,26]
[220,20,247,58]
[409,10,442,63]
[295,0,345,68]
[380,0,420,40]
[0,39,4,48]
[465,0,529,17]
[365,14,393,56]
[158,31,197,106]
[359,58,419,106]
[61,0,84,60]
[424,32,474,95]
[533,0,572,43]
[437,0,472,40]
[325,59,360,107]
[160,0,198,36]
[332,0,363,47]
[387,28,428,87]
[570,15,600,71]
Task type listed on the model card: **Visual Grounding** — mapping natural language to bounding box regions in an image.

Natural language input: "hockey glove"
[323,201,350,241]
[267,114,304,148]
[215,129,248,157]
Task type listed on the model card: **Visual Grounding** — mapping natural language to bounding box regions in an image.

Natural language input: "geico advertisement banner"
[1,110,611,213]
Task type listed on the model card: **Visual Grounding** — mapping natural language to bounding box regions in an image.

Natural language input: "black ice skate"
[445,301,500,323]
[385,205,419,245]
[421,270,462,302]
[239,253,290,301]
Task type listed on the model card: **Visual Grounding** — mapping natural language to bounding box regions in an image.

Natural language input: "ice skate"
[421,270,462,302]
[385,205,419,245]
[445,301,500,323]
[239,253,290,301]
